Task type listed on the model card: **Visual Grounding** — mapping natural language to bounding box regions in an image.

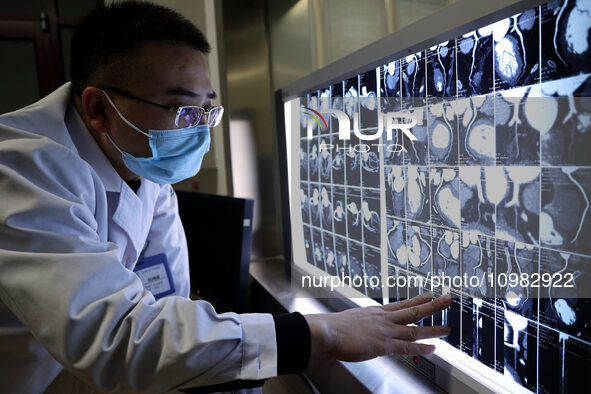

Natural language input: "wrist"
[304,314,334,356]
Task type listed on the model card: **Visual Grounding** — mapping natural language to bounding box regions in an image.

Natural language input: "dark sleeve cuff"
[273,312,311,375]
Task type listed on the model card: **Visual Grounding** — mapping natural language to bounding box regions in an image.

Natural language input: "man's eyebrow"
[165,87,198,97]
[165,87,217,99]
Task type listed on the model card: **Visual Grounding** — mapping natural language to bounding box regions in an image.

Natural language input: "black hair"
[70,0,211,96]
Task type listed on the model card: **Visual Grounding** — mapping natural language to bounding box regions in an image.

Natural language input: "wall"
[221,0,279,258]
[268,0,457,90]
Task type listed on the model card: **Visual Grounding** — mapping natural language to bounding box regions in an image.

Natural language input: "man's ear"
[81,87,109,135]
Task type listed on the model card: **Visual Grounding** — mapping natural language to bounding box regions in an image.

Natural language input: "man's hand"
[304,292,452,362]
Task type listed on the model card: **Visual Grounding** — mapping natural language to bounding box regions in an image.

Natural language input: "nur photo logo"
[301,99,420,154]
[302,107,328,132]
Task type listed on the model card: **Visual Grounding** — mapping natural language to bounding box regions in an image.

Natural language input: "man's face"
[104,41,215,158]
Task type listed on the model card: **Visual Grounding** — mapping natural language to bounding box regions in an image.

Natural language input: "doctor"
[0,2,452,393]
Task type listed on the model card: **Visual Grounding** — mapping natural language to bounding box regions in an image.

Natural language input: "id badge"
[133,253,176,299]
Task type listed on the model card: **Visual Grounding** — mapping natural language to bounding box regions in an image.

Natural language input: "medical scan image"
[311,227,323,270]
[365,246,382,298]
[461,231,495,298]
[359,70,378,129]
[427,40,456,97]
[384,126,405,166]
[493,7,540,90]
[387,217,406,267]
[322,231,336,275]
[332,186,347,236]
[495,166,540,244]
[295,1,590,392]
[362,189,381,247]
[432,226,461,287]
[457,95,495,166]
[462,297,496,368]
[540,89,591,166]
[300,140,308,181]
[309,139,319,180]
[428,99,458,166]
[309,184,321,229]
[332,143,345,185]
[335,236,349,276]
[539,248,591,341]
[319,136,332,183]
[457,26,494,97]
[345,135,361,185]
[349,241,364,283]
[404,166,430,224]
[405,221,432,278]
[320,186,334,232]
[430,167,461,228]
[402,50,426,101]
[495,240,539,308]
[541,167,591,256]
[345,187,363,242]
[495,86,542,165]
[541,0,591,81]
[403,106,429,165]
[385,166,406,218]
[459,166,496,236]
[502,306,538,391]
[361,145,380,188]
[381,61,402,112]
[344,76,359,122]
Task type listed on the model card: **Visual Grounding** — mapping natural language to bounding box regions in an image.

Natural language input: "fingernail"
[441,294,453,304]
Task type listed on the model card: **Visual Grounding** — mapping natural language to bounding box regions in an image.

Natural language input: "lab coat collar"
[63,86,151,263]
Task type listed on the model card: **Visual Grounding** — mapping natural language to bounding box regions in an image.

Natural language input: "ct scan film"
[289,0,590,392]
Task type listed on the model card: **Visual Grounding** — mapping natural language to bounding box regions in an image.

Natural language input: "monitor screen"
[280,0,590,393]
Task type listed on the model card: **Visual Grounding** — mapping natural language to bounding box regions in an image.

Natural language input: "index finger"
[391,294,453,324]
[382,292,434,312]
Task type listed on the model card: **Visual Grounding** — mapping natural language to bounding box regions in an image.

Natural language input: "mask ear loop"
[105,132,126,155]
[102,90,152,138]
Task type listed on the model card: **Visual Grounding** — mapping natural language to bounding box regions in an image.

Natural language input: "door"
[0,0,102,114]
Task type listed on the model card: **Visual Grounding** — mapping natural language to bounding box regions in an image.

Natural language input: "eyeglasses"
[100,86,224,128]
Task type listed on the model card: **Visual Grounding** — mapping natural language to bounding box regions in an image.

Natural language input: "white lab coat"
[0,83,277,393]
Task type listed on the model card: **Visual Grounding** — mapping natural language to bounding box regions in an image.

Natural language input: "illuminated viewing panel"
[283,0,591,392]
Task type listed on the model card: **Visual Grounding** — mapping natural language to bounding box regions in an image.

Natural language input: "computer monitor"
[176,191,254,313]
[276,0,591,392]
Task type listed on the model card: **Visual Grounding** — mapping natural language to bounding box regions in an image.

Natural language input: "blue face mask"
[103,92,210,184]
